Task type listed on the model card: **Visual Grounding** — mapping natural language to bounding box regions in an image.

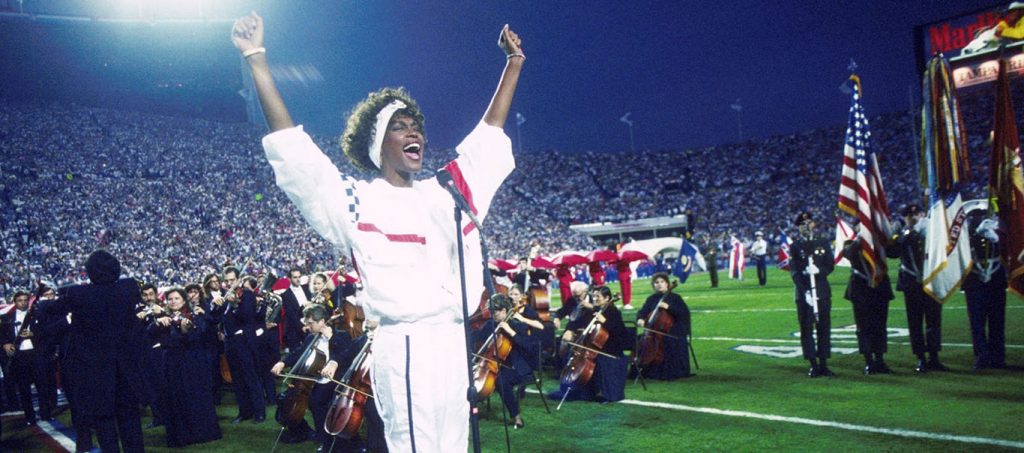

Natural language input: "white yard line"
[696,336,1024,349]
[620,399,1024,449]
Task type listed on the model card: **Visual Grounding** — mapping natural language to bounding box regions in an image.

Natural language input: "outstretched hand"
[231,11,264,53]
[499,24,524,58]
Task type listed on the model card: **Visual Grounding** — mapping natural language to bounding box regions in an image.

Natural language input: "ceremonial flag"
[674,238,700,283]
[728,235,745,280]
[833,216,855,267]
[837,75,892,287]
[776,229,793,270]
[921,55,972,303]
[989,58,1024,297]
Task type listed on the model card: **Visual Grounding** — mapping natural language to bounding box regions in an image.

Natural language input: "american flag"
[775,229,792,270]
[837,76,891,288]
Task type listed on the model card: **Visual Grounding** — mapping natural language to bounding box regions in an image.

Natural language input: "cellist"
[635,272,692,380]
[548,286,629,404]
[270,304,353,451]
[471,294,540,430]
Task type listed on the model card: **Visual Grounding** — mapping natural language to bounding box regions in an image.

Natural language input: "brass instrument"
[259,271,284,325]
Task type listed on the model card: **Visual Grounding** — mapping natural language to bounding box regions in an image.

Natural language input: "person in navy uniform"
[635,272,692,380]
[214,272,266,424]
[962,211,1008,370]
[41,250,147,452]
[889,204,947,373]
[471,294,540,429]
[272,304,353,452]
[842,233,894,375]
[789,211,835,378]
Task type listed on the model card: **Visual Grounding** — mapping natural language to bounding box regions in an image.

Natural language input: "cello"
[558,293,620,395]
[634,280,679,369]
[274,333,328,428]
[470,302,524,399]
[324,333,374,438]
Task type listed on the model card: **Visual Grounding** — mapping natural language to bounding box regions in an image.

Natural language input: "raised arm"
[231,11,295,132]
[482,24,525,128]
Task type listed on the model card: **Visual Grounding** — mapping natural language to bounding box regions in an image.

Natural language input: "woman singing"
[231,11,524,452]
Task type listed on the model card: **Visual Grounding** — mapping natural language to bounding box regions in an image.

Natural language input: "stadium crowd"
[0,79,1016,292]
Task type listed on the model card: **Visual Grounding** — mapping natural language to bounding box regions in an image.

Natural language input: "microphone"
[436,170,483,232]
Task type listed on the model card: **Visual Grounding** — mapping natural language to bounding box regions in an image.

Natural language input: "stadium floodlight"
[730,99,743,141]
[620,112,634,152]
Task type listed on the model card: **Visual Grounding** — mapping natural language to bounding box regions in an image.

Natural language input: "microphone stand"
[454,205,483,453]
[443,170,509,453]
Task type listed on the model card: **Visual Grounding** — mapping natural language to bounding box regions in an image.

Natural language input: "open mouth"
[403,143,422,161]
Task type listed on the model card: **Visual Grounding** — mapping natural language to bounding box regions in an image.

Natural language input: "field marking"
[696,336,1024,349]
[691,305,1024,314]
[36,420,75,452]
[620,399,1024,449]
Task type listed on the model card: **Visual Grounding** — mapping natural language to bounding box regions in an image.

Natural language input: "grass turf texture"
[4,263,1022,452]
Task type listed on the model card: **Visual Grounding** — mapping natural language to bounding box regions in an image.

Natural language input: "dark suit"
[1,305,55,424]
[43,278,146,453]
[281,331,352,447]
[216,289,265,420]
[280,285,311,351]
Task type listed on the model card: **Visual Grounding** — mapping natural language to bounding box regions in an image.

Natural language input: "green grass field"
[4,263,1022,452]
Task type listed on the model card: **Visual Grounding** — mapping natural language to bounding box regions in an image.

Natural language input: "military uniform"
[962,219,1008,370]
[789,212,835,377]
[889,205,945,372]
[842,238,894,374]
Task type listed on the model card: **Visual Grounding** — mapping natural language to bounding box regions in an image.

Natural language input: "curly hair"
[340,87,425,172]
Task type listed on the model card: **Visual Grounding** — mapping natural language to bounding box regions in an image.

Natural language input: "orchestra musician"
[471,294,540,429]
[281,268,312,352]
[635,272,692,380]
[271,304,353,453]
[212,271,266,424]
[233,10,524,451]
[136,282,167,429]
[549,286,630,404]
[1,288,54,425]
[323,318,387,453]
[148,288,221,447]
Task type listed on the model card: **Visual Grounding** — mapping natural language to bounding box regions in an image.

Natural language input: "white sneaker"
[623,304,635,310]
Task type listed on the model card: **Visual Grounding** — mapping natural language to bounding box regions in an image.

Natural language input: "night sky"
[1,1,1005,152]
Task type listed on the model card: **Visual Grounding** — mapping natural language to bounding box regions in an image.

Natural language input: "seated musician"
[507,286,545,332]
[549,285,630,404]
[635,272,692,380]
[271,305,353,452]
[552,281,589,333]
[322,319,387,453]
[472,294,540,429]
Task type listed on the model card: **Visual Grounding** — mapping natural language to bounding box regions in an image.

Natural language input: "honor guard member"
[703,236,719,288]
[751,231,769,286]
[962,212,1008,370]
[889,204,947,372]
[842,232,894,375]
[789,211,835,377]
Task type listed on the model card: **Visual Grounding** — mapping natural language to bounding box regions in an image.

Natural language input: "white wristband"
[242,47,266,58]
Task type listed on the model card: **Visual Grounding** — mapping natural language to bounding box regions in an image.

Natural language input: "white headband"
[368,100,408,169]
